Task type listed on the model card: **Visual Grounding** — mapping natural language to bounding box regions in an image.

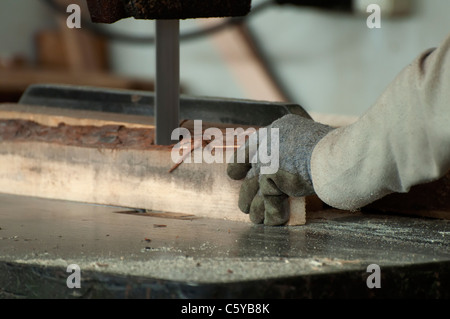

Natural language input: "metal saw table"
[0,193,448,299]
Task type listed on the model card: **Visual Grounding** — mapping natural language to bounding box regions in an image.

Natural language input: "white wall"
[1,0,450,116]
[246,0,450,116]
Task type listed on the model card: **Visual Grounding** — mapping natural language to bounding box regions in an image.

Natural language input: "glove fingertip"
[249,195,265,224]
[227,163,251,180]
[237,176,259,214]
[263,195,290,226]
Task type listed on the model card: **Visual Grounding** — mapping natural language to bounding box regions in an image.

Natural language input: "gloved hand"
[227,114,334,226]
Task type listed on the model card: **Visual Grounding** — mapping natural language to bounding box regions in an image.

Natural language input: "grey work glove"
[227,114,334,226]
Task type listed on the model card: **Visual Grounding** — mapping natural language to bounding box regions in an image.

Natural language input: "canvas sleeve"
[310,34,450,210]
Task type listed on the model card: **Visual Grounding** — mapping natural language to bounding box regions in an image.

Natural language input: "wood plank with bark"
[0,104,309,225]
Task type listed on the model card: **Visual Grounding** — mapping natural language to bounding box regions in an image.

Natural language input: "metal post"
[155,19,180,145]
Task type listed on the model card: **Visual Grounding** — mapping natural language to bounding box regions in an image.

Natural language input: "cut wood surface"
[0,104,310,225]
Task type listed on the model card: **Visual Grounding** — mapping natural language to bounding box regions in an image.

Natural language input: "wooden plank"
[0,107,308,225]
[199,19,288,103]
[36,28,108,72]
[0,139,251,222]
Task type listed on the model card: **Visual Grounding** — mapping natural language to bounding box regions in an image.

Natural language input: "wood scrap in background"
[0,68,154,103]
[198,19,289,103]
[37,0,108,72]
[36,25,109,72]
[0,0,154,103]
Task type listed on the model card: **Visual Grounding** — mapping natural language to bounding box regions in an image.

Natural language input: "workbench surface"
[0,193,448,299]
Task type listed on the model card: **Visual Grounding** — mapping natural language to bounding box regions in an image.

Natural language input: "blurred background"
[1,0,450,118]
